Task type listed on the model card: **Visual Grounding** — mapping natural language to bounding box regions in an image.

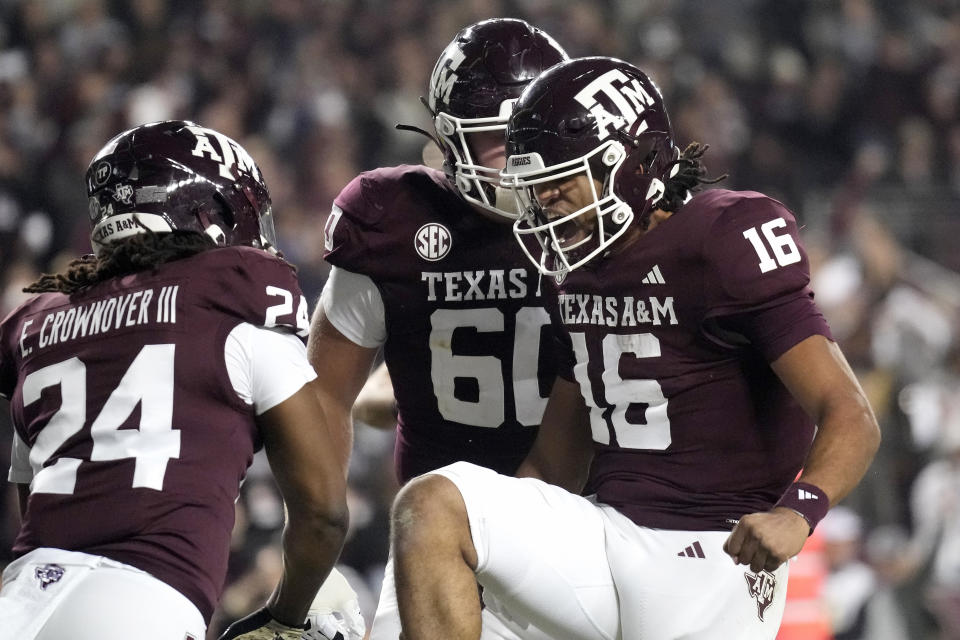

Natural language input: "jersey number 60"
[429,307,550,428]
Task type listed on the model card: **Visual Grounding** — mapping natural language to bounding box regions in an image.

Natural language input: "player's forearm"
[352,363,397,429]
[517,377,593,491]
[796,394,880,505]
[268,506,348,625]
[351,398,397,430]
[326,410,354,478]
[770,336,881,507]
[515,453,548,482]
[311,383,355,479]
[517,442,591,493]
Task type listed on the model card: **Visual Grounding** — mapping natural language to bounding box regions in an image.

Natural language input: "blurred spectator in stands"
[905,344,960,638]
[821,507,878,639]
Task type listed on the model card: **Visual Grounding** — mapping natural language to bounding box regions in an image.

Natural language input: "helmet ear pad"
[194,197,234,246]
[611,130,674,226]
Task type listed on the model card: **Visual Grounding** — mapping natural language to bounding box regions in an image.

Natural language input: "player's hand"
[723,507,810,573]
[305,568,366,640]
[217,607,307,640]
[303,612,355,640]
[218,606,350,640]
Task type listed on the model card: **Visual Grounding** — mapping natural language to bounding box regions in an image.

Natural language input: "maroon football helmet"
[427,18,567,219]
[86,120,276,256]
[502,57,677,274]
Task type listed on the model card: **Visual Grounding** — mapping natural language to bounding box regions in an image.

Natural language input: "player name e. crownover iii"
[18,285,180,356]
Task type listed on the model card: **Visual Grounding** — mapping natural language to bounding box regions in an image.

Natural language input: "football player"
[391,57,882,640]
[0,121,353,640]
[307,18,567,640]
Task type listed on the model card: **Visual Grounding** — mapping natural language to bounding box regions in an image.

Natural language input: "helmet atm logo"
[573,69,657,140]
[185,125,262,182]
[428,46,466,112]
[415,223,452,261]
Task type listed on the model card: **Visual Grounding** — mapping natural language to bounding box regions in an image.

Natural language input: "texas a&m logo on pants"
[34,564,65,590]
[744,569,777,621]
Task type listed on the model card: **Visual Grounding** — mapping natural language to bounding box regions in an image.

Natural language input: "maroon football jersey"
[325,165,558,482]
[0,247,309,622]
[553,189,832,531]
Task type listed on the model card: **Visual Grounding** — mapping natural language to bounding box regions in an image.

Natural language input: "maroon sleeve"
[0,308,16,398]
[702,193,832,361]
[0,296,52,399]
[712,296,832,362]
[323,172,385,275]
[206,248,309,337]
[322,166,455,282]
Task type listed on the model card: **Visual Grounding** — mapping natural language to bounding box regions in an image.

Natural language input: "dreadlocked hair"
[25,231,217,294]
[659,142,726,213]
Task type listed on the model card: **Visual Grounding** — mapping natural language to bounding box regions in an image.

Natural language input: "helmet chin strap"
[395,122,442,150]
[395,97,444,152]
[204,224,226,246]
[646,178,666,206]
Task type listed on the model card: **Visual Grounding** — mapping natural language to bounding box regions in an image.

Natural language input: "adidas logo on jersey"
[797,488,819,500]
[677,541,705,558]
[641,265,665,284]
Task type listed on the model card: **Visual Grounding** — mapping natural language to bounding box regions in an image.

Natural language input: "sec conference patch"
[415,223,452,261]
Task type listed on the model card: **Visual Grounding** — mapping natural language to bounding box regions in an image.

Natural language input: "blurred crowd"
[0,1,958,638]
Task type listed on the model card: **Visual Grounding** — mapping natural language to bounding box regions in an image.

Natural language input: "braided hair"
[659,142,726,213]
[25,231,217,294]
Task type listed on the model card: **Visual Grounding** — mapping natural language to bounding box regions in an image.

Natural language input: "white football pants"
[0,547,205,640]
[427,461,790,640]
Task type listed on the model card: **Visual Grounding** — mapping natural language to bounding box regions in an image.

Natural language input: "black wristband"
[774,481,829,534]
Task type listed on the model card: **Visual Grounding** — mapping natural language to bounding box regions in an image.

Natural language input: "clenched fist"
[723,507,810,573]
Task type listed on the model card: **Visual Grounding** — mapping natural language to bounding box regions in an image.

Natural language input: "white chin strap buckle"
[646,178,665,204]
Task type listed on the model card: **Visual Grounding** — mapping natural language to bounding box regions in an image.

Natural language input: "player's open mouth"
[538,205,588,248]
[551,221,593,250]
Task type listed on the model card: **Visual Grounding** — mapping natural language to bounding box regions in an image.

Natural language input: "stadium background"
[0,1,958,638]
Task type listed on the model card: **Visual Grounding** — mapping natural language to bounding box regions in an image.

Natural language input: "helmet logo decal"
[135,186,168,205]
[428,46,466,111]
[415,223,452,261]
[110,184,134,204]
[574,69,656,140]
[93,161,112,186]
[88,198,103,220]
[185,125,262,182]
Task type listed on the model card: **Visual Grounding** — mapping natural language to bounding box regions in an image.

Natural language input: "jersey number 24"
[22,344,180,495]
